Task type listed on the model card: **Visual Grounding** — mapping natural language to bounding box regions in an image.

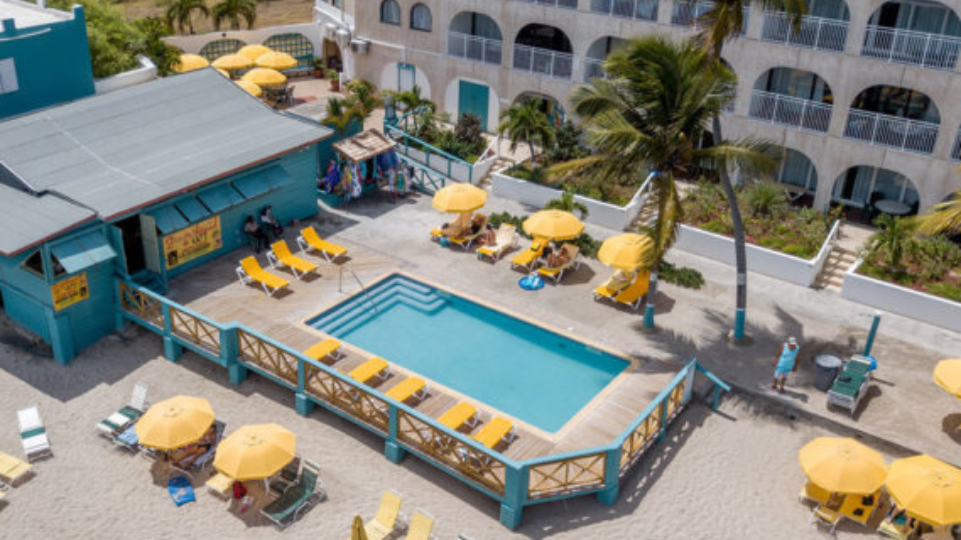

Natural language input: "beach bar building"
[0,69,333,363]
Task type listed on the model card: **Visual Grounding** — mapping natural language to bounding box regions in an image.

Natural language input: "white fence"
[589,0,659,21]
[395,135,500,185]
[842,260,961,333]
[512,45,574,79]
[748,90,832,133]
[584,59,607,81]
[760,11,848,52]
[448,32,503,65]
[862,25,961,71]
[673,220,840,288]
[94,55,157,94]
[164,23,324,56]
[514,0,578,9]
[490,169,655,230]
[843,109,939,155]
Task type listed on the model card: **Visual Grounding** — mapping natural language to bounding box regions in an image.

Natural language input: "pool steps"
[311,276,448,336]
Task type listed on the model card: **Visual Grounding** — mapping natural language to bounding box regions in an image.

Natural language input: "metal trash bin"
[814,354,844,391]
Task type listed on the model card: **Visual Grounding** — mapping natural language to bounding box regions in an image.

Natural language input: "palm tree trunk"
[712,114,748,340]
[528,139,536,167]
[643,263,660,328]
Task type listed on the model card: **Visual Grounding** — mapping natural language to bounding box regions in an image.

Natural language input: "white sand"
[0,327,905,540]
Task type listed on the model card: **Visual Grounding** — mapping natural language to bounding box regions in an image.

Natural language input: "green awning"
[148,205,189,234]
[232,165,293,198]
[50,230,117,274]
[174,196,211,223]
[197,183,245,213]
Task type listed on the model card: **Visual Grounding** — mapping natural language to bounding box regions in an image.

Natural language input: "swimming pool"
[308,274,629,433]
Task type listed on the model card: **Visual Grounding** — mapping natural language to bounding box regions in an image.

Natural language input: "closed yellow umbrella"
[212,53,253,71]
[598,233,654,271]
[135,396,215,451]
[238,44,272,61]
[255,51,297,70]
[174,54,208,73]
[886,455,961,526]
[432,183,487,213]
[213,424,296,481]
[241,67,287,87]
[235,79,263,97]
[798,437,888,495]
[935,358,961,397]
[350,515,369,540]
[523,210,584,241]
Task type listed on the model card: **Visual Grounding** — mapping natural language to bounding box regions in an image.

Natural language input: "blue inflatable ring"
[519,275,544,290]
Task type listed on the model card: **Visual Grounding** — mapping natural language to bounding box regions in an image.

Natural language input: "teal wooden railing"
[116,280,730,529]
[383,106,479,184]
[397,154,447,194]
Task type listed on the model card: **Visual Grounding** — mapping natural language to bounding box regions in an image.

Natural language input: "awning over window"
[148,205,190,234]
[197,183,245,213]
[232,165,293,198]
[50,230,117,274]
[174,196,211,223]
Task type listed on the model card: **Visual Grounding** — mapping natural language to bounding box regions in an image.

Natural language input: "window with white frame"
[0,59,19,94]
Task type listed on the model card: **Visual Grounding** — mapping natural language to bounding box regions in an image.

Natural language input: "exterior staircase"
[813,245,858,292]
[478,157,513,188]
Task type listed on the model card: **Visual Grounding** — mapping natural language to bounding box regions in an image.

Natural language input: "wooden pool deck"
[166,235,677,461]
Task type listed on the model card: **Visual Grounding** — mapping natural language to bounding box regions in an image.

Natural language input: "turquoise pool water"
[308,274,628,433]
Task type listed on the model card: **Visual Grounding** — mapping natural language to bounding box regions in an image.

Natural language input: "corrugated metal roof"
[0,69,332,256]
[0,185,95,255]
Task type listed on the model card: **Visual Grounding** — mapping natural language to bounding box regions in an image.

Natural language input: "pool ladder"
[338,265,378,313]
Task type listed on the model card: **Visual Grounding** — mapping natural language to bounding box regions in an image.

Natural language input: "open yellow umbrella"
[432,183,487,213]
[886,455,961,526]
[212,53,253,71]
[241,67,287,87]
[798,437,888,495]
[174,54,208,73]
[238,44,272,61]
[935,358,961,397]
[350,515,369,540]
[213,424,296,481]
[215,67,230,77]
[598,233,654,271]
[256,51,297,71]
[523,210,584,241]
[235,79,263,97]
[135,396,214,451]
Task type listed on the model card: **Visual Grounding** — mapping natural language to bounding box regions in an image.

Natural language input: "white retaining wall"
[841,260,961,333]
[163,23,324,56]
[397,139,498,185]
[94,56,157,94]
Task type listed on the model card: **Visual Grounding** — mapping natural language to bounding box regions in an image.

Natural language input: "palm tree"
[211,0,256,30]
[698,0,807,341]
[498,99,555,168]
[344,79,382,120]
[552,35,775,328]
[916,190,961,236]
[545,190,589,219]
[867,215,917,272]
[384,84,434,112]
[324,97,362,134]
[165,0,208,34]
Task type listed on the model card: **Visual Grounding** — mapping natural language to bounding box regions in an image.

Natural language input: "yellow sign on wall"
[162,215,223,269]
[51,273,89,311]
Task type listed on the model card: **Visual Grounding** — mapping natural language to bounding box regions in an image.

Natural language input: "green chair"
[261,459,325,529]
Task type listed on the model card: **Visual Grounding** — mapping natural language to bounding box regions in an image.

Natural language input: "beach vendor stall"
[320,130,409,206]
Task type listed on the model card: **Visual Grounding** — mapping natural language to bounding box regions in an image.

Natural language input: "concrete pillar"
[295,392,314,416]
[385,406,406,463]
[499,464,529,530]
[844,6,872,57]
[595,446,622,506]
[163,337,183,362]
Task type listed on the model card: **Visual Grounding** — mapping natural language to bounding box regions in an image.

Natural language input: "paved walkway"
[317,188,961,466]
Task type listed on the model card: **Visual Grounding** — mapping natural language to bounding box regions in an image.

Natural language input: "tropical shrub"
[860,220,961,302]
[659,261,705,290]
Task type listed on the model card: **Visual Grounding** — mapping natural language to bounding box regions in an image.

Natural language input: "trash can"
[814,354,844,391]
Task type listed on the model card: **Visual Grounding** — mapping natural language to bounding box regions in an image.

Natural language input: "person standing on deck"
[772,337,800,394]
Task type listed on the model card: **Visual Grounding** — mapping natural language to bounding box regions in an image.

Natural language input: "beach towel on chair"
[168,476,195,506]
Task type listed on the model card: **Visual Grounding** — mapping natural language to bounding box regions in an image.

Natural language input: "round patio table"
[874,199,911,216]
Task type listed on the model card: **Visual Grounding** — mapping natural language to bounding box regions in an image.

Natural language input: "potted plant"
[312,58,325,79]
[327,69,340,92]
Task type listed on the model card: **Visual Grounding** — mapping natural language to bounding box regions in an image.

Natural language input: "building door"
[398,63,415,92]
[115,215,147,274]
[458,80,489,131]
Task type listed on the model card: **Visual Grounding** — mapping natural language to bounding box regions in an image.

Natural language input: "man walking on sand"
[772,337,800,393]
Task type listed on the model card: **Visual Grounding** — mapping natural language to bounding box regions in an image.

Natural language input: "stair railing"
[339,265,378,313]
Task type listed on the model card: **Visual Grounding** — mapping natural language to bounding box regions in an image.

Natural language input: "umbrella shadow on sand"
[942,413,961,445]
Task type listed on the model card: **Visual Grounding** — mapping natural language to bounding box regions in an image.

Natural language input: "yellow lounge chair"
[594,270,638,300]
[473,417,515,449]
[537,244,580,282]
[297,227,348,262]
[267,240,319,279]
[348,357,389,385]
[405,511,434,540]
[798,481,832,506]
[437,402,479,431]
[385,377,429,404]
[476,224,518,262]
[363,490,403,540]
[237,256,290,296]
[511,240,545,270]
[838,491,880,527]
[0,452,31,485]
[448,214,487,250]
[205,472,233,499]
[812,505,842,534]
[303,338,344,364]
[613,274,651,311]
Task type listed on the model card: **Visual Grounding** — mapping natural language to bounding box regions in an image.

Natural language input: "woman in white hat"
[771,336,800,393]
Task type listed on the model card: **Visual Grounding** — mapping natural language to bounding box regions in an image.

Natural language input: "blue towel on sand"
[117,425,138,447]
[168,476,195,506]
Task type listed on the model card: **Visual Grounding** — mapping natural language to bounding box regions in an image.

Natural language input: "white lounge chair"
[476,224,518,262]
[97,382,148,438]
[17,406,51,461]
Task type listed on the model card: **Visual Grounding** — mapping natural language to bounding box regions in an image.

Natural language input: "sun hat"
[788,337,797,346]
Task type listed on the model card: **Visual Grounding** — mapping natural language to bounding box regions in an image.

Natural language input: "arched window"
[410,4,432,31]
[380,0,400,25]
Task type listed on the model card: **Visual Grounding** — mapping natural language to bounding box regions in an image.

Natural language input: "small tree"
[866,215,917,272]
[916,189,961,237]
[212,0,256,30]
[165,0,208,34]
[324,97,362,134]
[498,99,555,167]
[344,79,382,121]
[545,189,589,219]
[742,180,788,219]
[384,84,434,112]
[548,120,586,162]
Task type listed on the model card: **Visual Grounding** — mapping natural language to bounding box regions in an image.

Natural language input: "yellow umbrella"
[215,67,230,77]
[350,515,369,540]
[798,437,888,495]
[886,455,961,526]
[241,67,287,87]
[598,233,654,271]
[212,53,253,71]
[432,183,487,213]
[255,51,297,71]
[237,44,272,61]
[235,79,263,97]
[135,396,215,451]
[523,210,584,241]
[935,358,961,397]
[213,424,296,481]
[174,53,209,73]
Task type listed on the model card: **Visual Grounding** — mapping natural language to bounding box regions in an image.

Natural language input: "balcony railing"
[844,109,939,155]
[862,25,961,71]
[448,32,503,65]
[760,11,848,52]
[589,0,658,21]
[584,58,607,81]
[672,1,748,34]
[951,128,961,161]
[748,90,832,133]
[514,0,579,9]
[513,44,574,79]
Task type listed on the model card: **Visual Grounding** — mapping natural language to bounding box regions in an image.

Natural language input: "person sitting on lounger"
[546,244,568,267]
[171,425,216,468]
[440,213,471,237]
[477,224,496,246]
[608,270,636,292]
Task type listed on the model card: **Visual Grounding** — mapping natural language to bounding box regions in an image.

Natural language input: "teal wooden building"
[0,69,334,363]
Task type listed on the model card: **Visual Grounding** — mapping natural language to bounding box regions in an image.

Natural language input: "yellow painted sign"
[162,216,223,269]
[51,273,89,311]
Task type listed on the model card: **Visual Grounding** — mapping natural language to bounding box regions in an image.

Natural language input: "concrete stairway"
[813,245,858,292]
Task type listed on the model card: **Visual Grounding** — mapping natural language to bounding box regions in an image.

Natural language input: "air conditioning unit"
[350,39,370,55]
